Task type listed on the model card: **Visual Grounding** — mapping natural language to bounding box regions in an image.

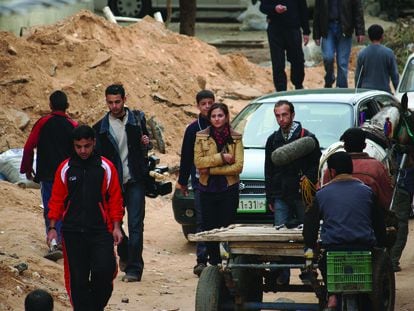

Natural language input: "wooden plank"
[188,224,304,242]
[228,241,304,257]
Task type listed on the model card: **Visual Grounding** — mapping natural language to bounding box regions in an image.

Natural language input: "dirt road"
[1,16,412,310]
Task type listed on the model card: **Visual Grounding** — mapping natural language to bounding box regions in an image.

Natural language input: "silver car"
[172,88,399,238]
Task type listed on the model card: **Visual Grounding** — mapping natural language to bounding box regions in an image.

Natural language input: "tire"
[182,225,196,240]
[231,255,263,309]
[195,266,232,311]
[108,0,152,18]
[371,249,395,311]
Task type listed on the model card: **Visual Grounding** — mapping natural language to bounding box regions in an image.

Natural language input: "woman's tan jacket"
[194,127,244,187]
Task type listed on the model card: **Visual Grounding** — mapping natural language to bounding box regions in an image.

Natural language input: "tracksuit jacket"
[48,153,124,233]
[20,111,78,182]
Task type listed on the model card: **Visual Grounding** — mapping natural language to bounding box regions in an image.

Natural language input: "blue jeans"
[195,189,208,265]
[41,181,62,243]
[321,21,353,88]
[123,181,146,278]
[273,197,305,284]
[273,198,305,226]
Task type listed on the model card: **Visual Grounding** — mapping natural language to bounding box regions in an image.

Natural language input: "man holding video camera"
[94,84,151,283]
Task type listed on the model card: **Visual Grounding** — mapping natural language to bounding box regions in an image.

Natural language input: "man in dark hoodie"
[260,0,310,91]
[176,89,214,277]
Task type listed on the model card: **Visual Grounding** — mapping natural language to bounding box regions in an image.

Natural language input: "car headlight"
[185,209,195,218]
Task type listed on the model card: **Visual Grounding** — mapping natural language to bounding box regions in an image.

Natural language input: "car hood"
[240,148,265,180]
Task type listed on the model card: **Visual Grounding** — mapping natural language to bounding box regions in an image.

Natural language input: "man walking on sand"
[20,90,77,260]
[47,125,123,311]
[355,24,399,93]
[260,0,310,91]
[94,84,152,283]
[313,0,365,88]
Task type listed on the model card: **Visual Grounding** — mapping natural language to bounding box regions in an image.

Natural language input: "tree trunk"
[179,0,196,36]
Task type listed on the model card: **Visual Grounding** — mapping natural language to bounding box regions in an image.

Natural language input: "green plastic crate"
[326,251,372,293]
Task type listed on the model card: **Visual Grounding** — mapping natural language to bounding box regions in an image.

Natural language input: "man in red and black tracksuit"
[47,125,124,311]
[20,90,78,251]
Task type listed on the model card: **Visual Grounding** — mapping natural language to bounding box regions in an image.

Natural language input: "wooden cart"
[189,224,395,311]
[189,224,324,311]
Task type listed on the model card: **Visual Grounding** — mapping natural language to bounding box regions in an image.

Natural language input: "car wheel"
[195,266,233,311]
[182,224,196,240]
[108,0,152,18]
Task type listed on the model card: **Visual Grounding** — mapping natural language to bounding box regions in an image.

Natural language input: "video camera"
[145,154,172,198]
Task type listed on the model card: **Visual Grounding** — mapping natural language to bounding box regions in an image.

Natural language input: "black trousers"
[200,187,239,265]
[267,25,305,92]
[63,231,117,311]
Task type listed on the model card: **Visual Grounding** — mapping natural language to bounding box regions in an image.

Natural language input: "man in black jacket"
[265,100,321,284]
[260,0,310,91]
[313,0,365,88]
[93,84,151,283]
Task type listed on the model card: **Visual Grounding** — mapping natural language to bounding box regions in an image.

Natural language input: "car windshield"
[399,58,414,93]
[232,102,353,149]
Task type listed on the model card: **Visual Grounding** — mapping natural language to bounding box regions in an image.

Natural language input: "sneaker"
[193,263,207,277]
[275,224,287,230]
[44,249,63,261]
[121,274,141,282]
[299,269,317,285]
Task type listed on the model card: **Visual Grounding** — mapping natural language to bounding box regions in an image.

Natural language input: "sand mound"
[0,10,273,156]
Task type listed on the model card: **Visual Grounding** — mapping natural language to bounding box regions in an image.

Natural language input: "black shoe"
[44,249,63,261]
[121,273,141,282]
[193,263,207,277]
[119,259,127,272]
[276,273,290,285]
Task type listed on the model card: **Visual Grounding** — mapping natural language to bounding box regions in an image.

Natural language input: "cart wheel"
[231,255,263,309]
[195,266,232,311]
[371,249,395,311]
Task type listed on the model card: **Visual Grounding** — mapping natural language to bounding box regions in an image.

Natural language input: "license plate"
[237,198,266,213]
